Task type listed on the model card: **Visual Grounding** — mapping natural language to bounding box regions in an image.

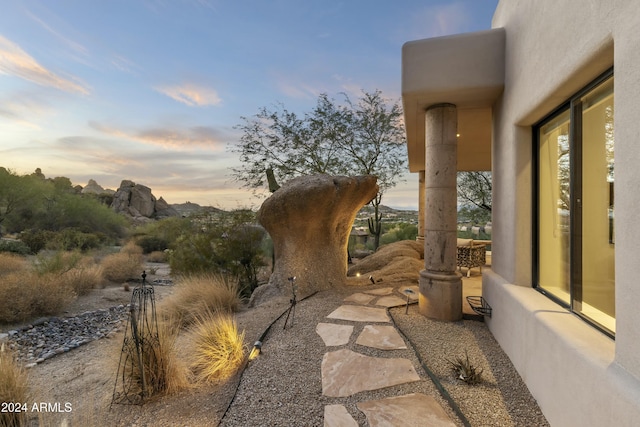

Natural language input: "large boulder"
[254,174,378,303]
[110,180,178,220]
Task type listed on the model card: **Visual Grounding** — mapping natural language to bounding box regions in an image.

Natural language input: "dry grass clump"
[0,272,76,323]
[61,263,105,296]
[147,250,168,263]
[32,251,105,296]
[121,240,144,255]
[0,343,29,427]
[0,253,27,275]
[101,252,143,283]
[113,317,189,401]
[160,274,241,326]
[189,311,246,383]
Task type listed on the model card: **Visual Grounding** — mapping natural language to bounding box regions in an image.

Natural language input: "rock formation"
[81,179,115,195]
[110,180,179,221]
[253,174,378,304]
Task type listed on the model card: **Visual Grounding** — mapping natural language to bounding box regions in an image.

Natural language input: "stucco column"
[416,170,425,244]
[419,103,462,321]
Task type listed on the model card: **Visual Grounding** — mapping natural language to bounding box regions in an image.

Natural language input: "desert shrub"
[190,311,245,383]
[113,317,189,400]
[147,250,168,263]
[135,217,194,249]
[32,251,82,275]
[0,272,75,323]
[29,251,105,296]
[0,253,27,275]
[54,228,102,251]
[19,229,51,253]
[0,239,31,255]
[0,344,29,427]
[101,251,143,283]
[120,241,143,255]
[137,235,169,254]
[60,264,105,296]
[169,210,266,297]
[160,274,240,326]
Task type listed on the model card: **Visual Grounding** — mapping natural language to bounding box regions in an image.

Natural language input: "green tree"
[457,171,492,214]
[170,210,266,297]
[231,90,407,250]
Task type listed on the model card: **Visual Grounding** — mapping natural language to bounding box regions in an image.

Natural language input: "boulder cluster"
[109,180,179,222]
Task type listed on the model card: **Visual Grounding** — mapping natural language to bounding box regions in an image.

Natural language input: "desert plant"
[0,239,31,255]
[32,251,82,275]
[169,210,266,297]
[136,236,169,254]
[61,264,105,296]
[101,252,143,283]
[0,271,76,323]
[160,274,240,326]
[190,311,246,383]
[447,350,483,384]
[0,253,26,275]
[114,317,189,401]
[120,241,144,255]
[0,343,29,427]
[146,250,168,263]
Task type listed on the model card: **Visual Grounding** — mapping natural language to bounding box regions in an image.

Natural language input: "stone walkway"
[318,286,457,426]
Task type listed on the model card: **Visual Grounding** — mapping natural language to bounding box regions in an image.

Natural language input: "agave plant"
[446,350,483,384]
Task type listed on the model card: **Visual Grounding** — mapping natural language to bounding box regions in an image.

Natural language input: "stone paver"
[323,404,358,427]
[321,348,420,397]
[364,287,394,295]
[327,305,390,323]
[375,295,407,308]
[355,324,407,350]
[357,393,457,427]
[343,292,376,305]
[316,323,354,346]
[321,288,456,425]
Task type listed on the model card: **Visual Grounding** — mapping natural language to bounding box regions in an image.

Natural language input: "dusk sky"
[0,0,498,210]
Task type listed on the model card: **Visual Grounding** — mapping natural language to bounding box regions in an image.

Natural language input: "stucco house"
[402,1,640,425]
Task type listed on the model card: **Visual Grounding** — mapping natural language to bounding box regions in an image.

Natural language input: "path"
[318,285,457,426]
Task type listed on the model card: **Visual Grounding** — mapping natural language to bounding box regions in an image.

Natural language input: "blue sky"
[0,0,498,210]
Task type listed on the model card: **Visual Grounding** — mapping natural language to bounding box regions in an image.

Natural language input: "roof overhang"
[402,28,505,172]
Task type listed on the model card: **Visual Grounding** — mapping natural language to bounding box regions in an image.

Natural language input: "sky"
[0,0,499,210]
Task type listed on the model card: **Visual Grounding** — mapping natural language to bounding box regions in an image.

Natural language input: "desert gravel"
[219,286,549,427]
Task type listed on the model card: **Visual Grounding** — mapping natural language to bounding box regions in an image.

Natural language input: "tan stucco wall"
[486,0,640,425]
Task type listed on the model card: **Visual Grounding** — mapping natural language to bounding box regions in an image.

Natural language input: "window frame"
[532,67,614,338]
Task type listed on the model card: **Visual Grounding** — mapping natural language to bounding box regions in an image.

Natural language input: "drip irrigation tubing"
[389,306,472,427]
[216,290,318,426]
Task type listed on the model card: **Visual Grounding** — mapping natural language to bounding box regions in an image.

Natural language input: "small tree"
[169,210,266,297]
[457,171,492,217]
[231,90,407,250]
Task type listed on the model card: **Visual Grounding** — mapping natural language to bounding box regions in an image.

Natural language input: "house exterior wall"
[485,0,640,425]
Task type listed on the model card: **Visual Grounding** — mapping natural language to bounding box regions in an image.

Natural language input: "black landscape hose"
[389,307,472,427]
[216,291,318,426]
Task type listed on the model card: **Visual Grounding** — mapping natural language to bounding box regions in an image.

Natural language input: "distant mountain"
[171,202,223,217]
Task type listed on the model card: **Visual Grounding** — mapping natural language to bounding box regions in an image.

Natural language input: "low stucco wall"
[483,270,640,427]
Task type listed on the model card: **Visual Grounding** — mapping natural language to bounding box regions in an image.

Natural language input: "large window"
[534,70,615,336]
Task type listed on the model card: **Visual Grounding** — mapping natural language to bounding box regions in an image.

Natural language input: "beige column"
[419,104,462,321]
[416,170,425,244]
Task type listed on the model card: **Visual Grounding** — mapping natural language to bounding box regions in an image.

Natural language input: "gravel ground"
[219,286,549,427]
